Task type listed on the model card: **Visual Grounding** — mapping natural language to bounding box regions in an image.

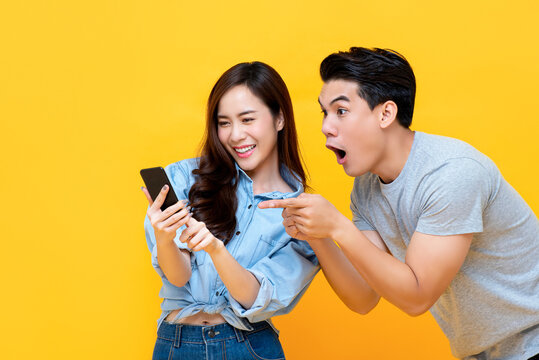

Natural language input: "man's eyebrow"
[217,110,257,119]
[330,95,350,105]
[318,95,351,107]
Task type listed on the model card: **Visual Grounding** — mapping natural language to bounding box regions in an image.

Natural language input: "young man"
[259,48,539,359]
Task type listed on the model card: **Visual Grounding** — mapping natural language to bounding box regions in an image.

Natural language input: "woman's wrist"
[156,237,178,249]
[206,237,226,257]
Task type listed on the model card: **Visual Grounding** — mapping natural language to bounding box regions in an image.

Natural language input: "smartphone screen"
[140,167,180,211]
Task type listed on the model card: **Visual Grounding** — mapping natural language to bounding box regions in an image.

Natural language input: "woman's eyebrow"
[217,110,257,119]
[238,110,257,116]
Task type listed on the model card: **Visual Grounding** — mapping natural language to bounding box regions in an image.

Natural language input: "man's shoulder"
[414,132,497,176]
[417,132,489,159]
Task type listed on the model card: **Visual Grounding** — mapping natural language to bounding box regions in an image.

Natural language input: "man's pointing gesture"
[259,193,344,241]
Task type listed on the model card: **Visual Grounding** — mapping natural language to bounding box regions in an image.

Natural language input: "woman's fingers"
[179,220,203,243]
[151,200,187,224]
[141,187,154,205]
[167,214,191,232]
[147,185,170,214]
[161,207,189,228]
[161,200,187,220]
[192,234,213,252]
[187,227,208,249]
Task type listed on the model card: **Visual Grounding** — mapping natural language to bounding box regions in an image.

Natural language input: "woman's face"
[217,85,284,178]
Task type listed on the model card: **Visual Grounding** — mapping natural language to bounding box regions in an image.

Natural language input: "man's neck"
[373,127,415,184]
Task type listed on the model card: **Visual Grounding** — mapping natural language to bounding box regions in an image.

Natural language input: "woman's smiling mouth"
[234,144,256,158]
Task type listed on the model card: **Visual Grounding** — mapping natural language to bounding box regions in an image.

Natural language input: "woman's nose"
[230,123,246,142]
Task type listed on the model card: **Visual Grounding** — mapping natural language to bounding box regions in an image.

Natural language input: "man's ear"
[379,101,398,129]
[276,111,285,131]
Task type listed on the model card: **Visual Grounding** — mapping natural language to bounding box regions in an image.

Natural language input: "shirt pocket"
[247,234,281,267]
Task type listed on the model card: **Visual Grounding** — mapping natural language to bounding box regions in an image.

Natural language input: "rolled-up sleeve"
[144,214,192,279]
[143,160,195,279]
[228,239,319,323]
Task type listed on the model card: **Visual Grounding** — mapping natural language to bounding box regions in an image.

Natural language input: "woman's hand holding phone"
[142,185,191,244]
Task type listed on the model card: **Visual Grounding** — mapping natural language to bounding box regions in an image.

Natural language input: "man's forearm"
[331,220,432,316]
[308,237,381,314]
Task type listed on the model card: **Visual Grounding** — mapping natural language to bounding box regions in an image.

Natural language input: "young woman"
[142,62,319,360]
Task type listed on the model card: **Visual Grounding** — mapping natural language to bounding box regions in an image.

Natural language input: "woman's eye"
[218,121,230,127]
[242,118,254,123]
[337,108,348,116]
[321,110,327,117]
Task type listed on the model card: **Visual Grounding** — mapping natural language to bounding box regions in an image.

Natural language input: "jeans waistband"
[156,320,271,347]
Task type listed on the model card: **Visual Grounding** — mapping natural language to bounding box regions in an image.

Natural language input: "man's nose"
[321,117,337,137]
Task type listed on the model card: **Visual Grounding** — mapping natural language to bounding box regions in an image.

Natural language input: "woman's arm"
[143,185,192,287]
[179,219,261,309]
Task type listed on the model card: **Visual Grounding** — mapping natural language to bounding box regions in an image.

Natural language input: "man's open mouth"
[326,144,347,164]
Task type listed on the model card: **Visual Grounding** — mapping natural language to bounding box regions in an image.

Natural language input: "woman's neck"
[247,150,292,195]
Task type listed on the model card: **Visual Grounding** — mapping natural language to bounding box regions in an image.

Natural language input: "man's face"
[319,79,385,177]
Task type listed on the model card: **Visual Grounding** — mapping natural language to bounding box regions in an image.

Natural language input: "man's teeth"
[235,145,255,154]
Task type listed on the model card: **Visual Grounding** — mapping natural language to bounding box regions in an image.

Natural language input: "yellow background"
[1,1,538,359]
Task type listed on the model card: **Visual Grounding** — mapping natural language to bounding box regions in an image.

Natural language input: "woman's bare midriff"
[165,309,226,325]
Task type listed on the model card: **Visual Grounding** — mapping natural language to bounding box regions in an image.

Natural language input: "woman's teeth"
[235,145,255,153]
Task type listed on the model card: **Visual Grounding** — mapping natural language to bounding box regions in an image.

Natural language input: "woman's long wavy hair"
[188,61,307,244]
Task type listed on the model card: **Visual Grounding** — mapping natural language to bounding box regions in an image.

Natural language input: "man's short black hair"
[320,47,416,128]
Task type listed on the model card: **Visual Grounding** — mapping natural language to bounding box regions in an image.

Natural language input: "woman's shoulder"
[164,157,201,190]
[165,157,200,174]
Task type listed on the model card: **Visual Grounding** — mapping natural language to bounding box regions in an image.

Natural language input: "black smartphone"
[140,167,180,211]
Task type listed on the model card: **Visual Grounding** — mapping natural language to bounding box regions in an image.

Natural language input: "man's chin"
[342,164,366,178]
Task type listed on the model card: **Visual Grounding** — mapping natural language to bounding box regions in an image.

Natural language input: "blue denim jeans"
[152,320,286,360]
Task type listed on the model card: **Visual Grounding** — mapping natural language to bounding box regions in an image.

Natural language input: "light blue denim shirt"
[144,158,320,331]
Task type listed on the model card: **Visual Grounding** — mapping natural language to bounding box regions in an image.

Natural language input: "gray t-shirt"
[351,131,539,359]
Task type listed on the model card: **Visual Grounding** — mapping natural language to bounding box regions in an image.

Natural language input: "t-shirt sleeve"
[415,158,491,236]
[350,177,376,231]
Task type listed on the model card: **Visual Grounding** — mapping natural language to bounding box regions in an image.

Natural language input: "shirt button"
[236,231,241,236]
[248,204,252,209]
[215,291,219,296]
[208,329,216,338]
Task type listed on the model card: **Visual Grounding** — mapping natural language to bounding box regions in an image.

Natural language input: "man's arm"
[333,217,472,315]
[260,194,472,316]
[307,230,388,314]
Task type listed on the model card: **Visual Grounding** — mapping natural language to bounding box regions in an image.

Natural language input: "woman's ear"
[276,111,285,131]
[379,101,398,129]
